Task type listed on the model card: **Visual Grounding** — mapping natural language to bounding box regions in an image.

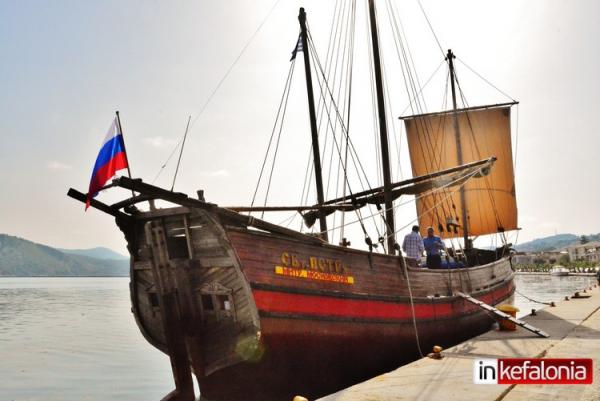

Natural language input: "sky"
[1,0,599,254]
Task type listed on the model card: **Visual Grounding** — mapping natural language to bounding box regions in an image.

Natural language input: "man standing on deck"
[402,225,425,266]
[423,226,444,269]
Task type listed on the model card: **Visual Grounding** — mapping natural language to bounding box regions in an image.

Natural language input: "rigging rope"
[170,116,192,191]
[404,267,424,357]
[308,23,391,246]
[515,289,552,306]
[456,57,517,102]
[307,32,381,250]
[399,60,444,116]
[260,62,296,218]
[250,60,296,210]
[417,0,445,58]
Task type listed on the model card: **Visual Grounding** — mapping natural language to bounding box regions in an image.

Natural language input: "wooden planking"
[133,260,152,271]
[198,256,235,268]
[159,209,260,375]
[226,228,512,298]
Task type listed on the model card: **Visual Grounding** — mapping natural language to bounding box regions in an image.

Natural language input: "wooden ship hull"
[69,3,522,399]
[126,200,514,400]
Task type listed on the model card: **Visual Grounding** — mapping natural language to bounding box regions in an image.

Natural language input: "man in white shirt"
[402,225,425,266]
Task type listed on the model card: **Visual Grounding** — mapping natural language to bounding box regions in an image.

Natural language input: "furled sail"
[222,157,497,230]
[300,157,495,229]
[402,104,517,238]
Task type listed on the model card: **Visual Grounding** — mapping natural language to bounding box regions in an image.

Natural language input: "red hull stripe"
[253,282,513,321]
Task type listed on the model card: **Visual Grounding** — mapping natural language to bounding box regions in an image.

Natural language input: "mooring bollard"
[428,345,444,359]
[497,304,519,331]
[550,301,556,307]
[531,309,537,316]
[565,296,570,301]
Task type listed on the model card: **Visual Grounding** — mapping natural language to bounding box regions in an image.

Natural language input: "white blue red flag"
[86,117,128,210]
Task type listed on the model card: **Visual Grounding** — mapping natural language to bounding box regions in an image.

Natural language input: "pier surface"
[318,285,600,401]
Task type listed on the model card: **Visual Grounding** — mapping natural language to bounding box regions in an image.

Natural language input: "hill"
[58,246,127,260]
[515,233,600,252]
[0,234,129,276]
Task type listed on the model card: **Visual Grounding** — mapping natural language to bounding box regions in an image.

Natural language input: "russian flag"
[86,117,129,210]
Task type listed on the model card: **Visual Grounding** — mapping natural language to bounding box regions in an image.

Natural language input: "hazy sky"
[1,0,599,254]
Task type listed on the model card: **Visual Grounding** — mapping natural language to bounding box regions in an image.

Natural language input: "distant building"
[565,241,600,263]
[513,251,564,265]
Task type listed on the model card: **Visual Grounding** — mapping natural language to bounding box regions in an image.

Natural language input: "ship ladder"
[456,292,549,338]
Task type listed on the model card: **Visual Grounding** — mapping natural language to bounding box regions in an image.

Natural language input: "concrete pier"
[318,286,600,401]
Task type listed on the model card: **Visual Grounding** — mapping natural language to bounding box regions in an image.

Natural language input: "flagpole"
[115,111,135,198]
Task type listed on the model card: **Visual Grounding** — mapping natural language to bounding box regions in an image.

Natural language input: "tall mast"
[447,49,470,247]
[367,0,395,254]
[298,7,328,242]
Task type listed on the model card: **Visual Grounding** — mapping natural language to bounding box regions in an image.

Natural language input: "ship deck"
[317,284,600,401]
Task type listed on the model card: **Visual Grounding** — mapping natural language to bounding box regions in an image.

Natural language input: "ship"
[68,2,519,400]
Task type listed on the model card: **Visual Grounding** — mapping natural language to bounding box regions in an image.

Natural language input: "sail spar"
[402,104,518,238]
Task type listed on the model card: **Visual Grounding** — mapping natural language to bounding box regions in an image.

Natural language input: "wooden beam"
[112,177,324,245]
[67,188,132,222]
[399,101,518,120]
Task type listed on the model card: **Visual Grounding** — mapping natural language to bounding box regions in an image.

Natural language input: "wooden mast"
[367,0,395,254]
[298,7,328,242]
[446,49,470,248]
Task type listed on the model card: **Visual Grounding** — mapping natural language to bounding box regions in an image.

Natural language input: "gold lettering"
[280,252,290,266]
[309,256,318,270]
[318,258,327,272]
[334,260,342,273]
[291,254,301,268]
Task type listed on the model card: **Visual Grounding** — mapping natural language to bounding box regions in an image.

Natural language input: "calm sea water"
[0,274,595,401]
[0,278,173,401]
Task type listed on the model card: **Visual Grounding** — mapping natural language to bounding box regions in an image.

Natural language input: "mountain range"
[57,246,127,260]
[515,233,600,252]
[0,234,129,277]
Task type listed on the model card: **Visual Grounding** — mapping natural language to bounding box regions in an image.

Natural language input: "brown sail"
[402,105,517,238]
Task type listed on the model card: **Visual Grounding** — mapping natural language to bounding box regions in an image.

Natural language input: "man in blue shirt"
[423,227,444,269]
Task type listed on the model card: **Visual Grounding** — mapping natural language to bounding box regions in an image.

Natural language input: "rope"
[260,62,295,218]
[250,60,296,210]
[386,0,455,235]
[307,32,380,249]
[170,116,191,192]
[417,0,445,58]
[399,60,444,116]
[404,267,424,357]
[515,289,552,306]
[456,57,516,102]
